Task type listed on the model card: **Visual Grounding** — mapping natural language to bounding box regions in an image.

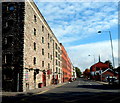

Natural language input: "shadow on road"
[77,84,120,90]
[2,91,120,103]
[2,80,120,103]
[2,90,120,103]
[2,92,34,103]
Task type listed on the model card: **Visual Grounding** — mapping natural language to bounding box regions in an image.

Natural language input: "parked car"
[114,79,119,84]
[106,76,116,84]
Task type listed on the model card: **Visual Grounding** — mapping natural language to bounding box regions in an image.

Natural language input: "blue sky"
[34,0,118,71]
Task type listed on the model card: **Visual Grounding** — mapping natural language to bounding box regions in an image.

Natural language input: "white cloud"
[67,40,118,72]
[34,1,118,71]
[36,2,118,42]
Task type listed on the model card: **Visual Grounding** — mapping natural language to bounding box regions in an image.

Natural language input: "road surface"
[2,78,120,103]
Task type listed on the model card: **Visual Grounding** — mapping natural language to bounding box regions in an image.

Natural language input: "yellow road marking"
[36,83,65,95]
[36,89,50,95]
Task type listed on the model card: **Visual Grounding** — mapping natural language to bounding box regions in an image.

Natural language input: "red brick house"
[102,68,118,82]
[90,61,118,81]
[90,61,109,80]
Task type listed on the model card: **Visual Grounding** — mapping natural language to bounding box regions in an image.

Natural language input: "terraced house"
[2,0,62,92]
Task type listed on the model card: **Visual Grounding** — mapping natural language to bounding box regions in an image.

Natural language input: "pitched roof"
[102,68,113,74]
[102,68,118,74]
[90,62,109,71]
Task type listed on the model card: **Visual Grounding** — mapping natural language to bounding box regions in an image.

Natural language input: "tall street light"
[98,31,115,68]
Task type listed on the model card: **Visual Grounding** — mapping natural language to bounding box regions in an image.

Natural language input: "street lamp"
[98,31,115,68]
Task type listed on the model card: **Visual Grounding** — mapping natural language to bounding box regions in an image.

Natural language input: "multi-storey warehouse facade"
[2,1,62,92]
[60,43,72,82]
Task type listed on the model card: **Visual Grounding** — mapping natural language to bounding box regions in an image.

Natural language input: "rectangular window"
[42,49,44,55]
[7,20,14,27]
[59,61,60,67]
[3,5,8,11]
[42,61,44,67]
[4,55,7,64]
[56,52,57,57]
[55,43,57,49]
[42,25,44,32]
[5,22,8,28]
[34,15,37,22]
[6,36,13,46]
[34,42,36,50]
[56,67,58,73]
[48,33,50,39]
[34,28,36,35]
[4,38,7,44]
[48,53,50,59]
[5,54,12,64]
[42,37,44,44]
[56,59,58,65]
[51,55,52,60]
[48,43,50,49]
[58,47,60,53]
[50,37,52,42]
[58,54,60,60]
[48,63,50,69]
[59,68,60,74]
[34,57,36,65]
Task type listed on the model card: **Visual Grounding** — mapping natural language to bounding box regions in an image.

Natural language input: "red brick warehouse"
[60,43,72,83]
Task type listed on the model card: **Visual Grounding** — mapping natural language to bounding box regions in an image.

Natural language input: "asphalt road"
[2,78,120,103]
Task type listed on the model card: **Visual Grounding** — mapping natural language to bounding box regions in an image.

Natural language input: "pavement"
[96,81,109,85]
[1,82,67,97]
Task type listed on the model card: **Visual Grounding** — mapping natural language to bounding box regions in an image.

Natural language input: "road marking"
[36,88,53,94]
[36,83,66,95]
[89,83,92,85]
[36,89,50,95]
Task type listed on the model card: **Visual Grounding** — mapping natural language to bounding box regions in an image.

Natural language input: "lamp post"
[98,31,115,68]
[88,55,96,80]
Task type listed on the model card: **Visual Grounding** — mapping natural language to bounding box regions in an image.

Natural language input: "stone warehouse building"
[2,0,62,92]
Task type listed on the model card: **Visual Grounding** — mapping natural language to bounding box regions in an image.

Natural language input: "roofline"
[102,68,118,74]
[27,0,60,45]
[60,43,73,66]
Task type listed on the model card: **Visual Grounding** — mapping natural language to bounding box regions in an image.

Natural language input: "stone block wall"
[23,1,62,91]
